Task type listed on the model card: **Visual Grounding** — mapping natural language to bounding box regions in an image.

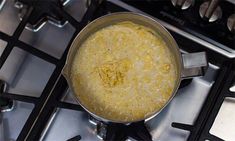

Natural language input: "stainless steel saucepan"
[62,12,208,123]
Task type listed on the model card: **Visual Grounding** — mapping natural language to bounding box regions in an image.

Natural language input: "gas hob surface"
[0,0,235,141]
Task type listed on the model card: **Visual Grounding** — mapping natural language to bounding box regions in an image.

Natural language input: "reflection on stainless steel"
[96,122,107,140]
[42,59,219,141]
[181,52,208,78]
[0,114,5,141]
[0,0,6,11]
[171,0,194,10]
[199,0,222,22]
[226,0,235,4]
[43,104,99,141]
[210,97,235,141]
[0,0,87,140]
[0,0,232,140]
[0,80,14,113]
[14,0,71,32]
[88,115,99,126]
[1,101,34,140]
[61,0,71,6]
[229,83,235,92]
[146,64,219,141]
[39,108,59,141]
[109,0,235,58]
[0,0,27,85]
[39,88,70,141]
[227,14,235,33]
[88,115,107,140]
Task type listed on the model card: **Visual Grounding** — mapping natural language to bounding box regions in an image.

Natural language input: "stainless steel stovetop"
[0,0,235,141]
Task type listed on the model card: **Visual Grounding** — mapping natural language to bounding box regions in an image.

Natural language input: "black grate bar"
[17,1,102,139]
[187,67,228,140]
[0,31,59,65]
[205,134,224,141]
[56,101,85,111]
[1,92,38,104]
[22,18,89,140]
[16,40,59,65]
[186,62,233,141]
[0,32,11,41]
[226,92,235,98]
[27,76,69,140]
[17,19,78,140]
[227,94,235,98]
[57,8,81,29]
[57,0,101,30]
[12,7,34,38]
[197,66,235,141]
[0,42,14,69]
[171,122,194,132]
[79,0,102,28]
[17,58,68,140]
[0,7,33,69]
[67,135,82,141]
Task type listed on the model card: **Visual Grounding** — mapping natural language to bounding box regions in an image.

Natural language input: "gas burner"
[14,0,71,32]
[0,80,14,113]
[0,0,6,11]
[88,116,152,141]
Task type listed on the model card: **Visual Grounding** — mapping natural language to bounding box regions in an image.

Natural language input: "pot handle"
[181,52,208,79]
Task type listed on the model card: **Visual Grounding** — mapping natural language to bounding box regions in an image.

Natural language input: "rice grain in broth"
[71,21,177,122]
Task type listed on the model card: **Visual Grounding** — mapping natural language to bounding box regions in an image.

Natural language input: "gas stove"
[0,0,235,141]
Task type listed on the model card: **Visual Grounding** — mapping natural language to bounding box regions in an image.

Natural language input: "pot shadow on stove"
[179,79,193,89]
[145,98,172,140]
[145,78,193,140]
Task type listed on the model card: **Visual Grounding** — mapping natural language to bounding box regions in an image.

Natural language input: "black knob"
[199,0,222,22]
[227,14,235,33]
[171,0,194,10]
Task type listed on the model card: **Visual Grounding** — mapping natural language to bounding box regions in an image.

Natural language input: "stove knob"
[171,0,194,10]
[227,14,235,33]
[199,0,222,22]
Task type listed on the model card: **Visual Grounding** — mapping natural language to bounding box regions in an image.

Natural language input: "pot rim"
[62,12,183,124]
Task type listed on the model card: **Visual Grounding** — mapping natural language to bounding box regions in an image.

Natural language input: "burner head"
[0,80,14,113]
[14,0,71,32]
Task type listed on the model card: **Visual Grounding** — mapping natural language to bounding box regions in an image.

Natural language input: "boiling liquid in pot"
[71,21,177,122]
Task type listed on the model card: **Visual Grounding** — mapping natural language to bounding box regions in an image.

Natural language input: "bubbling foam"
[71,21,177,122]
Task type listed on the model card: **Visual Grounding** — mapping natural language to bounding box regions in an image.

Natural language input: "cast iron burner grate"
[105,121,152,141]
[0,0,101,140]
[15,0,71,31]
[68,121,152,141]
[83,116,152,141]
[172,61,235,141]
[0,0,233,141]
